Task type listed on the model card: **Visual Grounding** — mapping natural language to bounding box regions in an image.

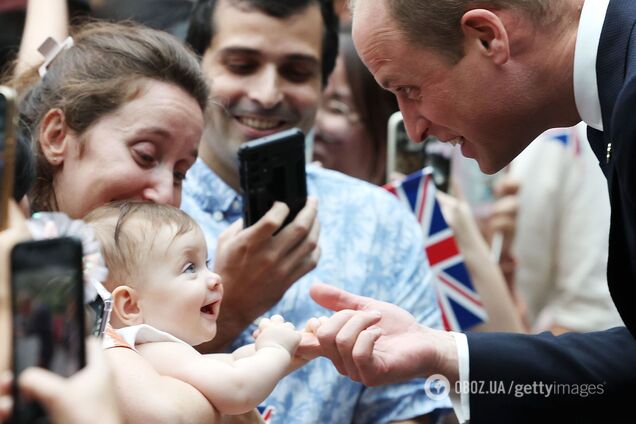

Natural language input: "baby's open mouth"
[200,303,215,315]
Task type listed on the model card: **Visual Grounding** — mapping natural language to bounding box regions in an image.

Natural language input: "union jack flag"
[383,168,487,331]
[257,405,275,423]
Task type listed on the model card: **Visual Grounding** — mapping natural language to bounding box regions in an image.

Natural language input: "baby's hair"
[85,201,200,290]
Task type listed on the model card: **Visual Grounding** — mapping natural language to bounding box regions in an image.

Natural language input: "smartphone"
[85,278,112,339]
[0,85,18,230]
[238,128,307,229]
[386,111,452,192]
[11,237,86,424]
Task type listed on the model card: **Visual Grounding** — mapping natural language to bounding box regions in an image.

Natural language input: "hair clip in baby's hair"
[37,36,74,77]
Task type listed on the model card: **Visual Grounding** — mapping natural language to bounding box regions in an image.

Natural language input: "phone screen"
[238,128,307,229]
[386,111,452,191]
[11,237,86,423]
[0,86,17,230]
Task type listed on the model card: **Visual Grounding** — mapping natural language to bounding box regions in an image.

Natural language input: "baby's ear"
[111,285,143,326]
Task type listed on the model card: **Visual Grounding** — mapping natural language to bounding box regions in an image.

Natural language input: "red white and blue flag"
[257,405,275,423]
[384,168,487,331]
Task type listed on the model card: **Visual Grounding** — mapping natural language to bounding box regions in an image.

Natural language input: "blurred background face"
[314,57,376,182]
[200,0,323,163]
[52,80,203,218]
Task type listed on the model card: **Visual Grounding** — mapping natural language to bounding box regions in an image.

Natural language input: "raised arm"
[15,0,68,76]
[436,191,525,332]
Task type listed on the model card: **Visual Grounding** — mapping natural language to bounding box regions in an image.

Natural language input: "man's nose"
[249,65,284,109]
[398,102,431,143]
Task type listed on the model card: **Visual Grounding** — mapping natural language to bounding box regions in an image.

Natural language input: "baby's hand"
[255,315,301,354]
[294,316,328,363]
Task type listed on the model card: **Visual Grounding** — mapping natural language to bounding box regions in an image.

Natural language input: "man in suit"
[310,0,636,422]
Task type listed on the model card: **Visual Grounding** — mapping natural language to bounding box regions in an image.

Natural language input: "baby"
[85,201,319,416]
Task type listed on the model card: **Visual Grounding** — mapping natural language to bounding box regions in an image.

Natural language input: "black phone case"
[238,128,307,229]
[10,237,86,424]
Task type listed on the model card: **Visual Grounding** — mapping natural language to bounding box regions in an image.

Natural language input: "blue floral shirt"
[182,159,451,423]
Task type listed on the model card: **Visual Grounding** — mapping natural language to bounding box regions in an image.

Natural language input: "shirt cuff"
[449,332,470,423]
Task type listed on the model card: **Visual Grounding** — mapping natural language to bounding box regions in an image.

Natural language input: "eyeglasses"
[319,97,361,124]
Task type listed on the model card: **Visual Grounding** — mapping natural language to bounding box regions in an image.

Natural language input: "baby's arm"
[138,317,300,416]
[106,347,220,423]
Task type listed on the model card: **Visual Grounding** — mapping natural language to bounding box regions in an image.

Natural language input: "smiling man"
[180,0,450,422]
[310,1,636,423]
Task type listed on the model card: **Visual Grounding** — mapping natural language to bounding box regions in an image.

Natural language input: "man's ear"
[39,108,71,166]
[460,9,510,65]
[111,285,144,326]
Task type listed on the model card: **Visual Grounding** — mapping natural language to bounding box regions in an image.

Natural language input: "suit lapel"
[595,0,636,147]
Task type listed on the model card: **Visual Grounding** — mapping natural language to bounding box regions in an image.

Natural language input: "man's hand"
[202,197,320,351]
[309,283,459,386]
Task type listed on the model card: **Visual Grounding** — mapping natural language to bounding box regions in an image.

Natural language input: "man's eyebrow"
[218,46,260,57]
[284,54,320,67]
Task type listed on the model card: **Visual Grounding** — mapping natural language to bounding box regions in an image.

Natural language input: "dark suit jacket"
[466,1,636,422]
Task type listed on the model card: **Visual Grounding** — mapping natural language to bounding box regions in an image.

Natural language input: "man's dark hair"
[187,0,339,86]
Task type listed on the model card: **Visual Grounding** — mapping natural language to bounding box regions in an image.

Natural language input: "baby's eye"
[206,259,213,270]
[182,263,196,274]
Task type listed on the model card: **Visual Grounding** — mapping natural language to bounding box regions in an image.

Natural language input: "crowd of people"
[0,0,634,423]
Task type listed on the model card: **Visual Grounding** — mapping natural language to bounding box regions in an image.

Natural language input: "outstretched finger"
[310,283,370,312]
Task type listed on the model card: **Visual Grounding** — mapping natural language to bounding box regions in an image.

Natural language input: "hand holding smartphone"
[10,237,86,424]
[386,111,452,192]
[238,128,308,229]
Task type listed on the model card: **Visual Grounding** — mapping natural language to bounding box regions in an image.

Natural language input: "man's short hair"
[85,201,199,289]
[186,0,339,86]
[375,0,555,63]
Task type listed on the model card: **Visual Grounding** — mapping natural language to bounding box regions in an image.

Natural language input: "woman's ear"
[39,108,71,166]
[461,9,510,66]
[111,285,144,327]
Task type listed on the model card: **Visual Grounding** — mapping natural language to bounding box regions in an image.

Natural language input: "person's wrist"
[256,342,293,358]
[423,327,459,384]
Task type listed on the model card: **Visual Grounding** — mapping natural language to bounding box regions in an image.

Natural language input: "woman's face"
[51,80,204,218]
[313,57,377,183]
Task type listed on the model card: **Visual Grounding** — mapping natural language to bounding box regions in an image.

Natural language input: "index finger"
[309,283,371,312]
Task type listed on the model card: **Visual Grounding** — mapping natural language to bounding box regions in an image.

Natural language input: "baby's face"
[135,226,223,346]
